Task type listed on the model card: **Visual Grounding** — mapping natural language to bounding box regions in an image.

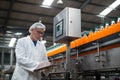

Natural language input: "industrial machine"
[46,11,120,80]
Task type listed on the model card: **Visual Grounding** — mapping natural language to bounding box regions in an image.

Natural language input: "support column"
[65,43,71,80]
[10,49,14,68]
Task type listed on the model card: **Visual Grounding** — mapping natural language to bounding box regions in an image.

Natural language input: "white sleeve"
[15,39,38,72]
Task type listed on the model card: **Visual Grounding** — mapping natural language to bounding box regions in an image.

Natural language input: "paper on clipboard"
[35,61,51,70]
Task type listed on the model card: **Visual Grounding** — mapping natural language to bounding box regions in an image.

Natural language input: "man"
[11,22,50,80]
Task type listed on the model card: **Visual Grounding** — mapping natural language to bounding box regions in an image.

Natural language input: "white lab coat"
[11,36,49,80]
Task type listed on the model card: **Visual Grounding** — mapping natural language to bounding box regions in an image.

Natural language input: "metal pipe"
[10,49,14,68]
[1,48,5,69]
[97,43,100,56]
[76,49,79,60]
[80,0,91,10]
[1,33,5,80]
[65,43,71,71]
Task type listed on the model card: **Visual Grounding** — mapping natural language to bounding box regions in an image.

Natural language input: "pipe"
[10,49,14,68]
[80,0,91,10]
[76,49,79,60]
[1,34,5,80]
[65,43,71,71]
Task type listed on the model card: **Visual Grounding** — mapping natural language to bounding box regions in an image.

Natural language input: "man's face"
[32,27,45,40]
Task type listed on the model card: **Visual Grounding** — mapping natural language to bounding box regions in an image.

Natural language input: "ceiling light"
[42,0,54,6]
[57,0,63,5]
[9,38,17,47]
[98,0,120,17]
[15,32,22,36]
[40,5,52,8]
[6,31,12,33]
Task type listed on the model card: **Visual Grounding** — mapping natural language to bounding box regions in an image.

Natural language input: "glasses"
[35,29,44,35]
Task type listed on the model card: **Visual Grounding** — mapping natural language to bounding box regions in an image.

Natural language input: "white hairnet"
[29,22,46,33]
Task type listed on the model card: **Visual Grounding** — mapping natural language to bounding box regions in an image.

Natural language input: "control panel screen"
[55,20,63,38]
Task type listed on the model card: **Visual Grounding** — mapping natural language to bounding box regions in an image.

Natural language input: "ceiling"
[0,0,120,50]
